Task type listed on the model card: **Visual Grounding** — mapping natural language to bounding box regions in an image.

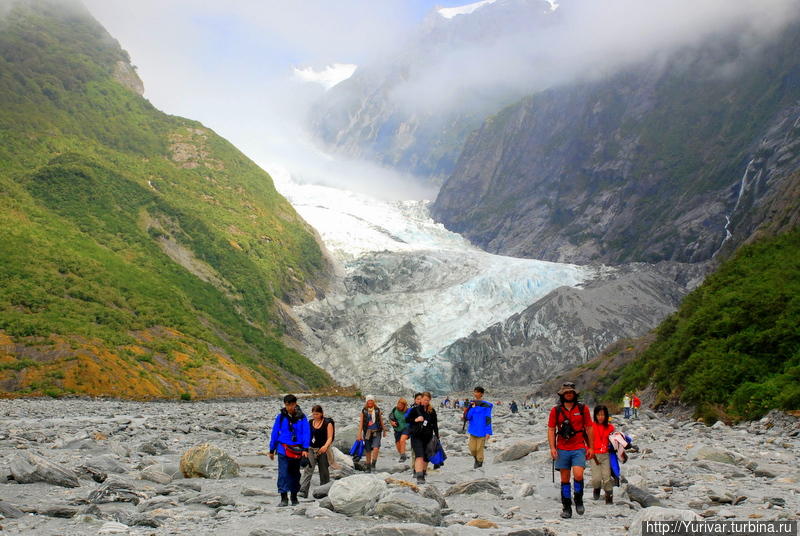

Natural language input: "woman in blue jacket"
[269,394,311,507]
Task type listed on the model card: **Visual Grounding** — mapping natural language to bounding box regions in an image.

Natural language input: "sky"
[79,0,800,200]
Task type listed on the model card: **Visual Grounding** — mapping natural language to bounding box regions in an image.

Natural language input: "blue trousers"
[624,407,631,419]
[277,453,301,493]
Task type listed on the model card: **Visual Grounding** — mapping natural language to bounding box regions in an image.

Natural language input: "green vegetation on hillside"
[608,229,800,420]
[0,0,331,396]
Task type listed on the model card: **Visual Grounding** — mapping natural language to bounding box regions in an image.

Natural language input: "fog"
[57,0,800,199]
[391,0,800,113]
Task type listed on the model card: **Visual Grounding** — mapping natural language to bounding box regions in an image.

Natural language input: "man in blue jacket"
[464,386,493,469]
[269,394,311,506]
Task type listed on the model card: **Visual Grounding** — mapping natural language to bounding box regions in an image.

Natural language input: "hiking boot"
[416,471,425,484]
[560,497,572,519]
[473,459,483,469]
[278,493,289,507]
[399,454,408,462]
[290,492,299,506]
[605,492,613,505]
[371,460,377,472]
[593,488,601,501]
[574,492,585,515]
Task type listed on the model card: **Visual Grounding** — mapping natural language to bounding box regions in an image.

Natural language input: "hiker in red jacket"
[548,382,594,519]
[632,394,641,419]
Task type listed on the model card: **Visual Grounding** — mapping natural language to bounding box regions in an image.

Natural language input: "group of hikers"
[268,382,634,520]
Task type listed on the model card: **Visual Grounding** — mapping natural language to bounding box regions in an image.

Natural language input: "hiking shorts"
[555,448,586,470]
[394,429,409,442]
[365,433,382,450]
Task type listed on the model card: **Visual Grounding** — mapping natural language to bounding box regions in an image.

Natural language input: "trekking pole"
[552,459,555,484]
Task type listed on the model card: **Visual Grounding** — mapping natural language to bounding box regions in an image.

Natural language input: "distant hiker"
[464,386,493,469]
[510,400,519,414]
[590,405,615,504]
[269,394,310,507]
[444,396,451,408]
[357,395,386,473]
[298,405,334,499]
[622,393,632,419]
[548,382,594,519]
[632,393,641,419]
[407,391,439,484]
[389,397,410,463]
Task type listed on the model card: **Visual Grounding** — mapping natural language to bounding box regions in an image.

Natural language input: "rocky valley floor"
[0,397,798,536]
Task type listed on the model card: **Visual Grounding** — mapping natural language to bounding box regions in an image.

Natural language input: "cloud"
[293,64,358,90]
[388,0,800,114]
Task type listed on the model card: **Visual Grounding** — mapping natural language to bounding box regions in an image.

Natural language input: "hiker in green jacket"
[389,397,410,463]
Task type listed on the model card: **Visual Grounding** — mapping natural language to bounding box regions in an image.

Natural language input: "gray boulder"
[361,523,438,535]
[420,484,448,509]
[10,452,80,488]
[329,474,387,515]
[82,454,128,475]
[312,481,335,499]
[688,445,738,465]
[445,478,503,497]
[89,478,148,505]
[0,500,25,519]
[626,484,664,508]
[375,490,442,525]
[179,443,239,479]
[140,469,172,485]
[494,441,543,463]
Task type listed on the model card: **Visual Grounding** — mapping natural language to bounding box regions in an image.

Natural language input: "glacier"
[270,164,597,392]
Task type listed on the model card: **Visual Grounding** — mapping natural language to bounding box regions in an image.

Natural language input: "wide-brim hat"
[558,382,579,396]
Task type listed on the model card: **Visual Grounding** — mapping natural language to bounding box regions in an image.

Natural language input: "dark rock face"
[432,25,800,264]
[441,263,703,390]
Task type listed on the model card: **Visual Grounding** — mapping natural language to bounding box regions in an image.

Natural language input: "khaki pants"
[468,434,486,463]
[590,452,613,492]
[299,448,330,495]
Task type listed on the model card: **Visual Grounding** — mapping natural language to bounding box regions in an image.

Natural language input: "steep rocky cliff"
[441,262,705,390]
[432,23,800,264]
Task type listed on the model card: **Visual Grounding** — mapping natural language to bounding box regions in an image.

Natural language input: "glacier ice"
[270,164,596,392]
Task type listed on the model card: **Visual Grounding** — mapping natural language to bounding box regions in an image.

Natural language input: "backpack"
[324,417,336,441]
[556,403,588,441]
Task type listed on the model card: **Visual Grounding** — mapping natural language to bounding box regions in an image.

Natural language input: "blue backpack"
[349,439,365,461]
[429,442,447,466]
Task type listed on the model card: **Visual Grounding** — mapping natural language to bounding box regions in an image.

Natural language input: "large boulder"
[375,490,442,525]
[179,443,239,479]
[494,441,543,463]
[628,507,701,536]
[625,484,664,508]
[445,478,503,497]
[333,425,359,453]
[362,523,438,535]
[329,474,387,516]
[10,452,80,488]
[688,445,738,465]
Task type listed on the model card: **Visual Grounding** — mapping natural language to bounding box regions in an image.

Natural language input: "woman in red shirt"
[590,405,615,504]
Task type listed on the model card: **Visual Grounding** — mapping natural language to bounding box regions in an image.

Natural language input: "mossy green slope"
[607,228,800,420]
[0,0,332,397]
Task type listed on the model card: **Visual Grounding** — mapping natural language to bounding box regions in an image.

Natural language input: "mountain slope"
[432,22,800,264]
[0,0,332,397]
[605,227,800,420]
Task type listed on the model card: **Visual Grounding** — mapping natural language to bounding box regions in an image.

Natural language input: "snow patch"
[293,63,357,90]
[438,0,498,19]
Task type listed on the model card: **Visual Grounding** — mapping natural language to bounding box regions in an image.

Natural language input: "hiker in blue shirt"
[269,394,311,507]
[464,386,493,469]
